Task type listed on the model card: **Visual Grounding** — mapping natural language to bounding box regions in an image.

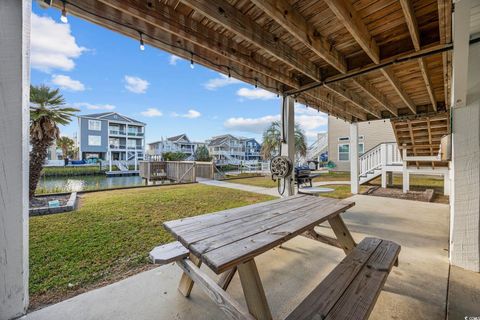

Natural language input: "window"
[88,120,102,131]
[338,143,365,161]
[338,144,349,161]
[127,139,137,148]
[88,135,101,146]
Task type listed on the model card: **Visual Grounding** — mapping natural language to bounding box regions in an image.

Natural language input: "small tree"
[29,85,78,198]
[194,145,212,161]
[162,151,187,161]
[260,121,307,160]
[56,136,75,159]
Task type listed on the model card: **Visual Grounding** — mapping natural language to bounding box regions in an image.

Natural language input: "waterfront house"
[147,134,203,160]
[77,112,146,165]
[207,134,261,164]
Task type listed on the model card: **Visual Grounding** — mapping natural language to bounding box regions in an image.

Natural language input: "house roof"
[167,134,189,142]
[79,112,146,126]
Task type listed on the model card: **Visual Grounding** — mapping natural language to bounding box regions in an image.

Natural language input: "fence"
[139,161,214,183]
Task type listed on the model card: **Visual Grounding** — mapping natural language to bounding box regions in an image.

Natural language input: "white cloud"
[74,102,115,111]
[224,115,280,134]
[172,109,201,119]
[31,13,86,72]
[169,55,182,65]
[141,108,163,117]
[236,87,277,100]
[124,75,149,94]
[223,106,327,139]
[204,74,242,90]
[51,75,85,91]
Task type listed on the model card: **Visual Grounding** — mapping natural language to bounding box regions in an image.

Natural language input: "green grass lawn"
[231,176,278,188]
[318,184,370,199]
[312,171,350,182]
[367,173,444,193]
[230,171,351,189]
[29,184,274,309]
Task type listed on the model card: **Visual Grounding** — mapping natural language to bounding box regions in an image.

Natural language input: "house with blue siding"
[77,112,146,164]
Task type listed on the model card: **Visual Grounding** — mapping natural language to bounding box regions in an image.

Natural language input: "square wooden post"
[349,122,359,194]
[0,0,31,318]
[280,96,295,196]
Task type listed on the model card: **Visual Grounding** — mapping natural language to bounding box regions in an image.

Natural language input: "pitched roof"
[79,112,146,125]
[167,134,189,142]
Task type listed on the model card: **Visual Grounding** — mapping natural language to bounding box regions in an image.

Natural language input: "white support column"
[380,143,387,188]
[402,146,409,193]
[134,152,138,171]
[444,173,450,196]
[450,0,479,272]
[350,123,359,194]
[109,151,112,172]
[0,0,31,318]
[281,96,295,196]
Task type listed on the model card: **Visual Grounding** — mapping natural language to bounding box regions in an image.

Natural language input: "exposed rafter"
[352,78,398,116]
[400,0,437,111]
[400,0,421,51]
[250,0,347,73]
[418,58,437,111]
[380,67,417,114]
[179,0,321,81]
[324,83,381,119]
[438,0,453,107]
[324,0,380,64]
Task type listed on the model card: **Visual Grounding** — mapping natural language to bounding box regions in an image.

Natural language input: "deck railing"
[359,142,402,177]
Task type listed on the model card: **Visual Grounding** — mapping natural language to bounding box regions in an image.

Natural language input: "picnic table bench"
[150,194,400,320]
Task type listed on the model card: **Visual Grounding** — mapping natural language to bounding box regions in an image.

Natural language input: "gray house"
[78,112,146,163]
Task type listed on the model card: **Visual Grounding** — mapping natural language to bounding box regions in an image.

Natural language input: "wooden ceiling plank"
[380,67,417,114]
[323,0,380,64]
[323,83,381,119]
[178,0,321,81]
[418,58,437,111]
[399,0,437,111]
[400,0,421,51]
[352,77,398,116]
[310,88,368,121]
[97,0,305,90]
[250,0,347,73]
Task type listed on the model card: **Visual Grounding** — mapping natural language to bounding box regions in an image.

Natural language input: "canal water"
[37,175,145,193]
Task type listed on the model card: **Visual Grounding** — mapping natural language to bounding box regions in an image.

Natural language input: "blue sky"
[30,3,327,145]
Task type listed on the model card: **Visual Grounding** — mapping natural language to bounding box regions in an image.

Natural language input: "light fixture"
[227,67,231,78]
[254,78,258,88]
[190,53,195,69]
[139,32,145,51]
[60,1,68,23]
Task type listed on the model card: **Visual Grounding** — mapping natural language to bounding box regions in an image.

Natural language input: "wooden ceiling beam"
[418,58,437,111]
[438,0,453,107]
[380,67,417,114]
[400,0,437,111]
[250,0,347,74]
[324,0,380,64]
[96,0,299,89]
[323,83,381,119]
[309,88,368,121]
[400,0,421,51]
[179,0,321,81]
[352,77,398,116]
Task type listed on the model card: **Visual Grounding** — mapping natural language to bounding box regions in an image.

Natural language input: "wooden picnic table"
[163,194,357,320]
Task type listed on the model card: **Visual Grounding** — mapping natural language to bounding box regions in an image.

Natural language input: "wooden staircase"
[391,112,450,169]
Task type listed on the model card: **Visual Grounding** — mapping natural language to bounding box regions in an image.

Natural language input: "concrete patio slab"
[447,266,480,319]
[24,195,451,320]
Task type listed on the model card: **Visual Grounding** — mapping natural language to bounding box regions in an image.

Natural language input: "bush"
[162,152,187,161]
[41,165,105,177]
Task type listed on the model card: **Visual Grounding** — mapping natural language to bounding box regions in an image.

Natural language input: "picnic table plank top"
[164,194,355,274]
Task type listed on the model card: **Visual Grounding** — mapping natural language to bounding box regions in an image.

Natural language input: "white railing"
[306,133,328,161]
[359,142,401,177]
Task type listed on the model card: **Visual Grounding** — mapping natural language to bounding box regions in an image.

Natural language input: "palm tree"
[260,121,307,160]
[29,85,78,198]
[56,136,75,159]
